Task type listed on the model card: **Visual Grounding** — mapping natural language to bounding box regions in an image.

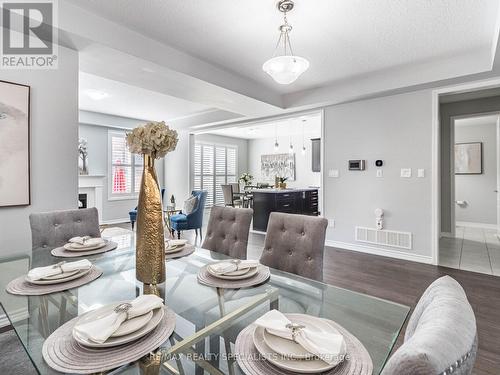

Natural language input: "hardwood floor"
[118,222,500,374]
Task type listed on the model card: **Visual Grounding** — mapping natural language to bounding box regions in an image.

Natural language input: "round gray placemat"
[51,241,118,258]
[235,314,373,375]
[6,266,103,296]
[165,244,195,260]
[42,306,175,374]
[197,265,270,289]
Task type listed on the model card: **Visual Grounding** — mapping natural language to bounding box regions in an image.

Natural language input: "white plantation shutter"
[109,132,143,198]
[193,142,238,206]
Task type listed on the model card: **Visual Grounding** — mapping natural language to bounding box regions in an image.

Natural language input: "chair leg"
[177,230,181,239]
[131,221,135,230]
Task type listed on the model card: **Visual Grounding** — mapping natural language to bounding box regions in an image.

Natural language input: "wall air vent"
[355,227,412,250]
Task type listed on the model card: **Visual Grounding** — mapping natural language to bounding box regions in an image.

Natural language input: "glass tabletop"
[0,231,409,375]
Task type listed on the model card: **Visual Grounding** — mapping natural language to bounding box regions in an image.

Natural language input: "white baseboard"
[456,221,497,230]
[0,308,29,328]
[101,218,130,225]
[325,240,434,265]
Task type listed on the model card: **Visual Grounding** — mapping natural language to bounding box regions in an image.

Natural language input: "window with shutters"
[108,131,143,200]
[193,142,237,206]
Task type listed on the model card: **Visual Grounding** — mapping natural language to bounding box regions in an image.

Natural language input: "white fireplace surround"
[78,175,105,221]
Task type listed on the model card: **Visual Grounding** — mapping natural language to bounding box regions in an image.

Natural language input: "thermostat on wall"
[348,160,366,170]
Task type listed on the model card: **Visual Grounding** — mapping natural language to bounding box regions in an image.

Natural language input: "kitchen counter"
[252,188,319,231]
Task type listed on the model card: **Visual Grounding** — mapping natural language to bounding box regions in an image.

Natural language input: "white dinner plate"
[63,240,107,252]
[27,268,91,285]
[252,314,347,373]
[263,316,338,360]
[165,245,185,254]
[41,269,80,280]
[72,302,164,348]
[168,239,188,246]
[207,265,258,280]
[110,310,154,337]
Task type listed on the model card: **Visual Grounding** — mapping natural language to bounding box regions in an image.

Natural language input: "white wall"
[323,90,433,262]
[248,134,321,188]
[79,123,165,223]
[455,122,497,225]
[164,129,192,204]
[0,46,79,255]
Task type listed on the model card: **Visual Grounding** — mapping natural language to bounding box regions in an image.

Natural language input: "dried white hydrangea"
[126,121,178,158]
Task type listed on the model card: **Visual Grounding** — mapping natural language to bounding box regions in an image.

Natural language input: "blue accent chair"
[129,188,165,230]
[170,190,207,239]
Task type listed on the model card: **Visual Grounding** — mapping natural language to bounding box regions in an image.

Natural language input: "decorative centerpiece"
[127,121,178,284]
[276,176,288,189]
[239,172,253,186]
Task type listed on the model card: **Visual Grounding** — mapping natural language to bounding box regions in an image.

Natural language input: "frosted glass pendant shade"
[263,55,309,84]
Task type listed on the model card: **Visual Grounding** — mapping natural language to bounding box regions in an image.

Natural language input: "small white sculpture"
[375,208,384,230]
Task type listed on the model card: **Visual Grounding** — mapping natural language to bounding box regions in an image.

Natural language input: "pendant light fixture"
[263,0,309,85]
[301,118,306,155]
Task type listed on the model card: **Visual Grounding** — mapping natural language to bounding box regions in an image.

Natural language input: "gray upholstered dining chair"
[259,212,328,282]
[382,276,477,375]
[201,206,253,259]
[29,207,101,250]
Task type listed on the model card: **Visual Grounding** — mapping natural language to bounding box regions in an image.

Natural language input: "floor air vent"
[355,227,412,250]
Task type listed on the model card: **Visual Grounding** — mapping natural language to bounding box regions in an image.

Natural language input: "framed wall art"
[455,142,482,175]
[0,80,30,207]
[261,153,296,181]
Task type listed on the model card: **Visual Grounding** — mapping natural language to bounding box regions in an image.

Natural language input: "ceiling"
[67,0,500,95]
[203,113,321,140]
[455,114,499,127]
[79,72,212,121]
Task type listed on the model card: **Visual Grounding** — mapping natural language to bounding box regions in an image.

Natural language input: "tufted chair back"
[260,212,328,282]
[202,206,253,259]
[29,208,101,250]
[382,276,477,375]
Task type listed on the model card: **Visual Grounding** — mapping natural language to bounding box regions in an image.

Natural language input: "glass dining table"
[0,231,410,375]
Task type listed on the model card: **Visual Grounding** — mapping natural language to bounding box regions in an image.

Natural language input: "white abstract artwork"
[0,80,30,207]
[455,142,482,175]
[261,153,296,181]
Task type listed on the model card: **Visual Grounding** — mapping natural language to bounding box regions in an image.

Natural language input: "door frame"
[432,77,500,265]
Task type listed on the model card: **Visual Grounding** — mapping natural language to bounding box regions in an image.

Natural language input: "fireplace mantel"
[78,175,105,221]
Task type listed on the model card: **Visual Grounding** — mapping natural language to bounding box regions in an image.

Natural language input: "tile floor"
[439,225,500,276]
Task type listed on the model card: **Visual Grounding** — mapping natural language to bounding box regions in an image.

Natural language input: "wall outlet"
[400,168,412,178]
[417,169,425,178]
[328,169,339,178]
[328,219,335,228]
[376,169,383,178]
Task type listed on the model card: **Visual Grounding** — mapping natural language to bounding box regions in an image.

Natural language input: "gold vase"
[136,154,165,284]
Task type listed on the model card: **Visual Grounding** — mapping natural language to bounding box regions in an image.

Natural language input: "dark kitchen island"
[252,188,319,232]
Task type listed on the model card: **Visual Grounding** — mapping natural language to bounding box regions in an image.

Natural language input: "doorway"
[439,113,500,275]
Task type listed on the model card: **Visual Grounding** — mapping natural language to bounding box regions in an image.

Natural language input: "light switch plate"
[328,219,335,228]
[376,169,383,178]
[328,169,339,178]
[417,169,425,178]
[401,168,412,178]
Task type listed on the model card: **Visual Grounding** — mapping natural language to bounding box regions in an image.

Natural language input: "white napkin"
[73,295,164,344]
[208,260,259,274]
[68,236,105,249]
[26,259,92,282]
[254,310,345,365]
